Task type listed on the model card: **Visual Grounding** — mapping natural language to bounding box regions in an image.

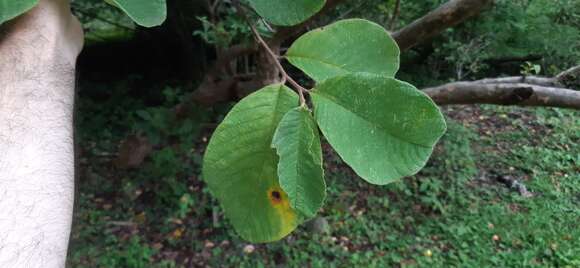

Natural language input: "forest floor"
[69,85,579,267]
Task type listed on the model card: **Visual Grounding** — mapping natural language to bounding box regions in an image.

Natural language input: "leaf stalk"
[235,1,309,107]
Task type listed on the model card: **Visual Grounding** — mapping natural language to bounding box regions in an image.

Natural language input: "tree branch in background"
[271,0,494,51]
[476,65,580,89]
[477,76,558,88]
[392,0,494,51]
[424,83,580,109]
[423,66,580,109]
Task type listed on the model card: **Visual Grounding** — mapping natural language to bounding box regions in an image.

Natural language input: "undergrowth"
[70,87,579,267]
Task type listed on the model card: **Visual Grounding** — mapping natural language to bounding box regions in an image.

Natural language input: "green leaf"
[311,73,446,185]
[247,0,325,26]
[287,19,400,82]
[109,0,166,27]
[0,0,38,25]
[203,84,300,243]
[272,107,326,218]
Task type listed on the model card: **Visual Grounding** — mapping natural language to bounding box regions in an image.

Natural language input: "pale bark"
[476,66,580,89]
[423,66,580,109]
[477,76,558,87]
[424,82,580,109]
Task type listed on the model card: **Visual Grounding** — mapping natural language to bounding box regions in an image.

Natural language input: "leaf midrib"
[287,55,348,72]
[240,85,297,240]
[313,91,432,149]
[290,110,313,215]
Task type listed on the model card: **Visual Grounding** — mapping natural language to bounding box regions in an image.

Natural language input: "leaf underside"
[311,73,446,185]
[287,19,400,82]
[203,84,301,243]
[247,0,326,26]
[272,107,326,218]
[0,0,38,25]
[110,0,167,27]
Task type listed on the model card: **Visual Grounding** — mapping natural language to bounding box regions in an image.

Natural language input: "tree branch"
[423,82,580,109]
[392,0,494,51]
[424,66,580,109]
[476,65,580,89]
[477,76,559,88]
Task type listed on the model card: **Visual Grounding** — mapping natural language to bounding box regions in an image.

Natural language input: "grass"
[69,88,580,267]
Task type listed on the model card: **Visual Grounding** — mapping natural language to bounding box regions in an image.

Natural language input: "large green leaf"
[247,0,325,26]
[109,0,166,27]
[311,73,446,185]
[203,84,300,243]
[0,0,38,25]
[287,19,400,82]
[272,107,326,218]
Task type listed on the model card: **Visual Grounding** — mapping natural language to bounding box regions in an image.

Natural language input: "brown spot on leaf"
[270,190,282,203]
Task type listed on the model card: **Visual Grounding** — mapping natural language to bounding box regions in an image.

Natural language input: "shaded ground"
[69,86,579,267]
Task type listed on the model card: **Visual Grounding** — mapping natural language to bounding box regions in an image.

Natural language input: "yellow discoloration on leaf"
[203,85,300,242]
[267,186,298,237]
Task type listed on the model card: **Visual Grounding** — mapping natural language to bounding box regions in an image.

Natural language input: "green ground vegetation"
[69,84,579,267]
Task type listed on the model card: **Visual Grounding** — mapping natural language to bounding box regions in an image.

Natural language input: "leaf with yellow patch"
[203,84,301,242]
